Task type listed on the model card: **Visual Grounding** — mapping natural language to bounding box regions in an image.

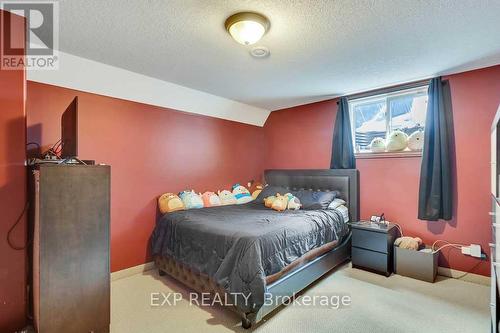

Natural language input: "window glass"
[349,86,428,154]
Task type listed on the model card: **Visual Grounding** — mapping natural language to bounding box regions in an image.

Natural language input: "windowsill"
[355,150,422,159]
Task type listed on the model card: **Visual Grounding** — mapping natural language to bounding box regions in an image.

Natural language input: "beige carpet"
[111,263,489,333]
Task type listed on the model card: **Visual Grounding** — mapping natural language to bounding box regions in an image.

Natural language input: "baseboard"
[110,262,489,285]
[437,266,489,285]
[111,261,155,281]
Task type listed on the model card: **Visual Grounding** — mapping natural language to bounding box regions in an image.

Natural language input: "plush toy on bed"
[201,191,221,207]
[232,183,253,204]
[394,236,423,251]
[407,130,424,151]
[284,193,302,210]
[271,193,288,212]
[247,180,264,199]
[264,195,276,208]
[370,137,386,153]
[158,192,185,214]
[386,130,409,152]
[218,190,237,205]
[179,190,204,209]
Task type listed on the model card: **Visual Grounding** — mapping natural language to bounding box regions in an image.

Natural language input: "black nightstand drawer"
[352,247,388,273]
[352,229,388,253]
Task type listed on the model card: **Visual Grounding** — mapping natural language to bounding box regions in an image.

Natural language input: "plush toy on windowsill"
[394,236,423,251]
[369,137,386,153]
[386,130,409,152]
[407,130,424,151]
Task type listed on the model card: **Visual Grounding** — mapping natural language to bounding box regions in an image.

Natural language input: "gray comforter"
[151,201,348,314]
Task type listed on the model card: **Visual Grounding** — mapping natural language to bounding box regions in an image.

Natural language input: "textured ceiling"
[59,0,500,111]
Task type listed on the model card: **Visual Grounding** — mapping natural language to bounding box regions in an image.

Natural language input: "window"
[348,85,428,156]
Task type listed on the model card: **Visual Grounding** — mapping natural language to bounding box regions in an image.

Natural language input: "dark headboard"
[264,169,360,222]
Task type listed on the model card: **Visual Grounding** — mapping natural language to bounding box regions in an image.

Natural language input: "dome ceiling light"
[225,12,270,45]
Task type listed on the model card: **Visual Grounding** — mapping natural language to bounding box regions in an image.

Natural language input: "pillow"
[334,204,350,223]
[255,185,290,202]
[294,190,338,210]
[327,198,346,210]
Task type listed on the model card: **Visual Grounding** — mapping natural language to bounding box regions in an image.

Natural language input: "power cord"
[393,223,404,237]
[431,240,468,254]
[7,201,29,250]
[42,139,62,159]
[431,240,487,280]
[26,142,40,150]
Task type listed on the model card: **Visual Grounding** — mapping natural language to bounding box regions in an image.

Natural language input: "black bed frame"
[246,169,359,326]
[158,169,359,329]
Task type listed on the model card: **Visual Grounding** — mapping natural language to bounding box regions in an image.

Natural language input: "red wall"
[0,11,27,332]
[264,65,500,276]
[26,82,265,272]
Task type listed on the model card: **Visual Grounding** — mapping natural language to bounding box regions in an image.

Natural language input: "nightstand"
[350,221,400,276]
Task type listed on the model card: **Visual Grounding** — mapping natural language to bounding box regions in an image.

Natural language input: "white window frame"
[348,85,428,159]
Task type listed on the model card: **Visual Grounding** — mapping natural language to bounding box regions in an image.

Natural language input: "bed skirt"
[154,232,352,327]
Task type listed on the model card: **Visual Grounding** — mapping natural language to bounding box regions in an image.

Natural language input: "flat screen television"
[61,97,78,158]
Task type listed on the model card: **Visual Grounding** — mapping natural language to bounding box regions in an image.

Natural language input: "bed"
[151,169,359,328]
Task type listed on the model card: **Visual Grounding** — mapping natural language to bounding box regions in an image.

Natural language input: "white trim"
[437,266,489,286]
[27,51,271,126]
[355,151,422,159]
[111,261,155,281]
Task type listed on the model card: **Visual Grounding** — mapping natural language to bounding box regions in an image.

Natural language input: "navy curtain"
[418,77,453,221]
[331,97,356,169]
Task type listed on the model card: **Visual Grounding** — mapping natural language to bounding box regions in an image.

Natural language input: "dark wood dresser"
[351,221,400,276]
[31,164,110,333]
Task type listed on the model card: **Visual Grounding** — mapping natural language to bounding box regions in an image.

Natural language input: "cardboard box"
[393,245,438,282]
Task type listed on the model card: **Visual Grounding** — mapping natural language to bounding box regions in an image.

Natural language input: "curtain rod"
[336,79,430,104]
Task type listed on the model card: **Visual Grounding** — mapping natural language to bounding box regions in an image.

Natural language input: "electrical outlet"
[469,244,482,258]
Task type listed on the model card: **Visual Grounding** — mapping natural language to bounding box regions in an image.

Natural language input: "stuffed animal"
[179,190,204,209]
[286,195,302,210]
[232,183,253,204]
[271,193,288,212]
[218,190,237,205]
[247,180,264,199]
[283,193,302,210]
[201,191,221,207]
[264,195,277,208]
[370,137,386,153]
[394,236,423,251]
[158,192,185,214]
[407,130,424,151]
[386,130,409,152]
